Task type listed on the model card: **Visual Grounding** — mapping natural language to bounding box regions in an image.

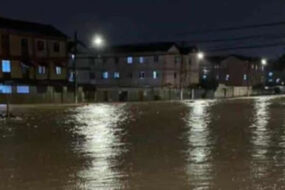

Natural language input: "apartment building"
[0,17,68,95]
[71,42,200,101]
[200,55,265,87]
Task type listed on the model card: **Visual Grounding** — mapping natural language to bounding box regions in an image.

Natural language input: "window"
[69,72,75,82]
[139,71,145,79]
[21,39,28,49]
[55,66,62,75]
[175,56,181,64]
[243,74,247,81]
[189,58,192,65]
[17,86,30,94]
[114,72,120,79]
[139,57,144,63]
[268,72,273,77]
[115,57,119,64]
[203,75,207,80]
[127,57,133,64]
[102,72,109,79]
[174,72,177,79]
[226,74,230,81]
[153,71,158,79]
[89,72,95,79]
[0,84,12,94]
[53,42,60,52]
[38,66,46,74]
[37,41,45,51]
[154,56,159,62]
[128,72,133,79]
[2,60,11,73]
[251,65,254,69]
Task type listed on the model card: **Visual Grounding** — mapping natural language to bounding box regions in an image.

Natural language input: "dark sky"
[1,0,285,58]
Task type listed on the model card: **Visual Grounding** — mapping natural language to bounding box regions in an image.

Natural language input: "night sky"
[1,0,285,58]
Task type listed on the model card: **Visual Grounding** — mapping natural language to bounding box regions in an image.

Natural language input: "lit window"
[56,66,62,75]
[226,74,230,81]
[139,71,145,79]
[114,72,120,79]
[102,72,109,79]
[139,57,144,63]
[17,86,29,94]
[69,72,75,82]
[153,71,158,79]
[2,60,11,73]
[243,74,247,81]
[127,57,133,64]
[268,72,273,77]
[0,84,12,94]
[203,75,207,80]
[38,66,46,74]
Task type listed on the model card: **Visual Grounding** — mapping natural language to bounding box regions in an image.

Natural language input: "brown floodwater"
[1,96,285,189]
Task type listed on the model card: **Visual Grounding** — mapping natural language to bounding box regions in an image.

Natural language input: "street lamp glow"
[197,52,205,60]
[93,35,104,47]
[261,58,267,66]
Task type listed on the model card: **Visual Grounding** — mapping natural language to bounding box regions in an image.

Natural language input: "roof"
[0,17,67,38]
[105,42,197,54]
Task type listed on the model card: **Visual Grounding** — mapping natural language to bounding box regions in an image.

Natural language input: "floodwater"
[1,96,285,190]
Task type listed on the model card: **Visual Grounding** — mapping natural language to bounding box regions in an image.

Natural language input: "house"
[0,17,69,103]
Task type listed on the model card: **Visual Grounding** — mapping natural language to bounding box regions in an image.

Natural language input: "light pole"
[195,51,204,99]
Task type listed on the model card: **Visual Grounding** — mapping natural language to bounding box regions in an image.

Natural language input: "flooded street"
[1,96,285,189]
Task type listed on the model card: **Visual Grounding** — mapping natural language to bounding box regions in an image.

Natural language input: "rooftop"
[0,17,67,38]
[105,42,197,54]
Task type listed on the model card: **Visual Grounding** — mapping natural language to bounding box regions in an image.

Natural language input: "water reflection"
[184,100,214,189]
[250,97,272,160]
[71,104,127,189]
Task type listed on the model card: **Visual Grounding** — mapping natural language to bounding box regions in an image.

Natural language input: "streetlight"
[197,52,205,60]
[92,35,105,48]
[261,58,267,66]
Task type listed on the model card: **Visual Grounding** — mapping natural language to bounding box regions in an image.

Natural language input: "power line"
[175,21,285,36]
[207,42,285,52]
[184,33,285,44]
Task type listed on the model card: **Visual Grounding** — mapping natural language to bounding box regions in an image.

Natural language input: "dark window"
[53,42,60,52]
[90,72,95,79]
[37,41,45,51]
[128,73,133,79]
[174,72,177,79]
[154,56,159,62]
[139,71,145,79]
[1,34,10,56]
[115,57,119,64]
[21,39,29,55]
[189,59,192,65]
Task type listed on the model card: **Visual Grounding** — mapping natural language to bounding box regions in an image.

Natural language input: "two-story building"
[71,42,200,101]
[199,55,265,97]
[0,17,68,98]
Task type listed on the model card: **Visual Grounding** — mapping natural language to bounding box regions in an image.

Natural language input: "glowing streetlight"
[261,58,267,66]
[197,52,205,60]
[93,35,104,48]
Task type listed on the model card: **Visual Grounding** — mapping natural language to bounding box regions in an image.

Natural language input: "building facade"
[0,17,68,96]
[200,55,265,88]
[70,42,200,101]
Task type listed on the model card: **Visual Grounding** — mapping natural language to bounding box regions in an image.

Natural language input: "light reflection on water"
[184,100,215,190]
[70,104,128,189]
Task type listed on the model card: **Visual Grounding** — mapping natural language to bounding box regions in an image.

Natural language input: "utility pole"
[73,32,78,104]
